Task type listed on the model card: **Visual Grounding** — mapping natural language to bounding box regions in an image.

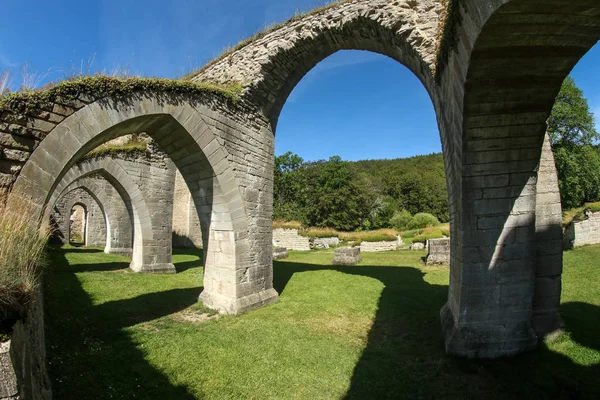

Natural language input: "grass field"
[44,245,600,399]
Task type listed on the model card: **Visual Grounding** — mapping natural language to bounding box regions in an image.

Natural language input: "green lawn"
[44,245,600,399]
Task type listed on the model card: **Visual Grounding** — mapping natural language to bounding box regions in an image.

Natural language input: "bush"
[390,210,414,231]
[586,202,600,213]
[0,197,50,323]
[339,229,399,244]
[409,213,440,230]
[412,225,449,244]
[360,234,399,243]
[299,227,339,239]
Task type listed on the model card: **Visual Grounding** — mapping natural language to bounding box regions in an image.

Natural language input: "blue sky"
[1,0,599,162]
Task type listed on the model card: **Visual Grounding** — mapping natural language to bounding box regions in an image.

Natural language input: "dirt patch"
[172,309,220,324]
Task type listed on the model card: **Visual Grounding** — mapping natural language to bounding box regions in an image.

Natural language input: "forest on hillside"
[274,152,447,232]
[274,76,600,232]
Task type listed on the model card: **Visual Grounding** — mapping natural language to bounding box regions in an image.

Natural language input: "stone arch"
[9,93,277,313]
[190,0,459,324]
[53,175,133,256]
[191,0,443,127]
[437,0,600,357]
[60,189,106,247]
[50,158,159,272]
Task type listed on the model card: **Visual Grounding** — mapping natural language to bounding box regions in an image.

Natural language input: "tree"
[548,76,600,208]
[548,76,599,148]
[273,152,306,222]
[304,156,374,231]
[554,146,600,209]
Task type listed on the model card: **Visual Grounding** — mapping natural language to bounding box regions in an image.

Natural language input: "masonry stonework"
[564,212,600,249]
[426,238,451,266]
[52,187,106,247]
[0,2,596,378]
[53,175,133,256]
[172,170,203,248]
[272,228,310,251]
[360,238,401,253]
[51,150,177,273]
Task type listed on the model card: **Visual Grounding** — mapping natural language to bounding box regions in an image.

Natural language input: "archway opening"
[273,49,446,250]
[69,204,86,246]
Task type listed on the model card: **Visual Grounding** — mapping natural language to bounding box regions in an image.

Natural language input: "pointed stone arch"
[191,0,443,127]
[53,175,133,256]
[50,157,168,272]
[53,183,106,247]
[8,93,278,313]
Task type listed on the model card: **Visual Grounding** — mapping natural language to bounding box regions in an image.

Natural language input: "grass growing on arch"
[44,245,600,399]
[0,75,243,117]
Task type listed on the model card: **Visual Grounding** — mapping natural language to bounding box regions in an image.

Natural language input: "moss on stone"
[563,201,600,227]
[434,0,464,82]
[81,142,148,162]
[0,76,242,117]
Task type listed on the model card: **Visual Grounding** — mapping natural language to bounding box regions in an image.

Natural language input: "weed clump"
[0,196,49,330]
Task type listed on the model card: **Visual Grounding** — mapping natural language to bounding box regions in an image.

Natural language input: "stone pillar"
[532,133,564,336]
[441,139,542,358]
[100,177,133,256]
[85,195,106,247]
[120,147,177,274]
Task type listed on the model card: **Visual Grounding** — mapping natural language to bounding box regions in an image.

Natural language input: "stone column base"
[532,311,564,338]
[105,247,133,256]
[200,288,279,315]
[130,263,177,274]
[440,303,538,358]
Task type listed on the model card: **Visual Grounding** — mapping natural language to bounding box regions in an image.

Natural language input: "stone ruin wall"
[360,237,402,253]
[272,228,310,251]
[0,290,51,400]
[313,237,340,249]
[564,211,600,249]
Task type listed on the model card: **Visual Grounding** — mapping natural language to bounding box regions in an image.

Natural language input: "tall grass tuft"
[0,196,50,322]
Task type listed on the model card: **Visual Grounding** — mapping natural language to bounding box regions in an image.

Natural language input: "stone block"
[426,238,451,265]
[273,247,289,260]
[410,242,425,250]
[333,246,361,265]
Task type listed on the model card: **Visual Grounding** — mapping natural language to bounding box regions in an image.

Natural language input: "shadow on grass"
[45,247,200,399]
[44,246,600,399]
[172,247,204,273]
[49,245,105,254]
[274,260,600,399]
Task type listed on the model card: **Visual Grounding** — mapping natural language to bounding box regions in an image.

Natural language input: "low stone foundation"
[272,228,310,251]
[410,242,425,250]
[360,237,401,252]
[564,210,600,249]
[312,237,340,249]
[426,238,450,265]
[333,247,361,265]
